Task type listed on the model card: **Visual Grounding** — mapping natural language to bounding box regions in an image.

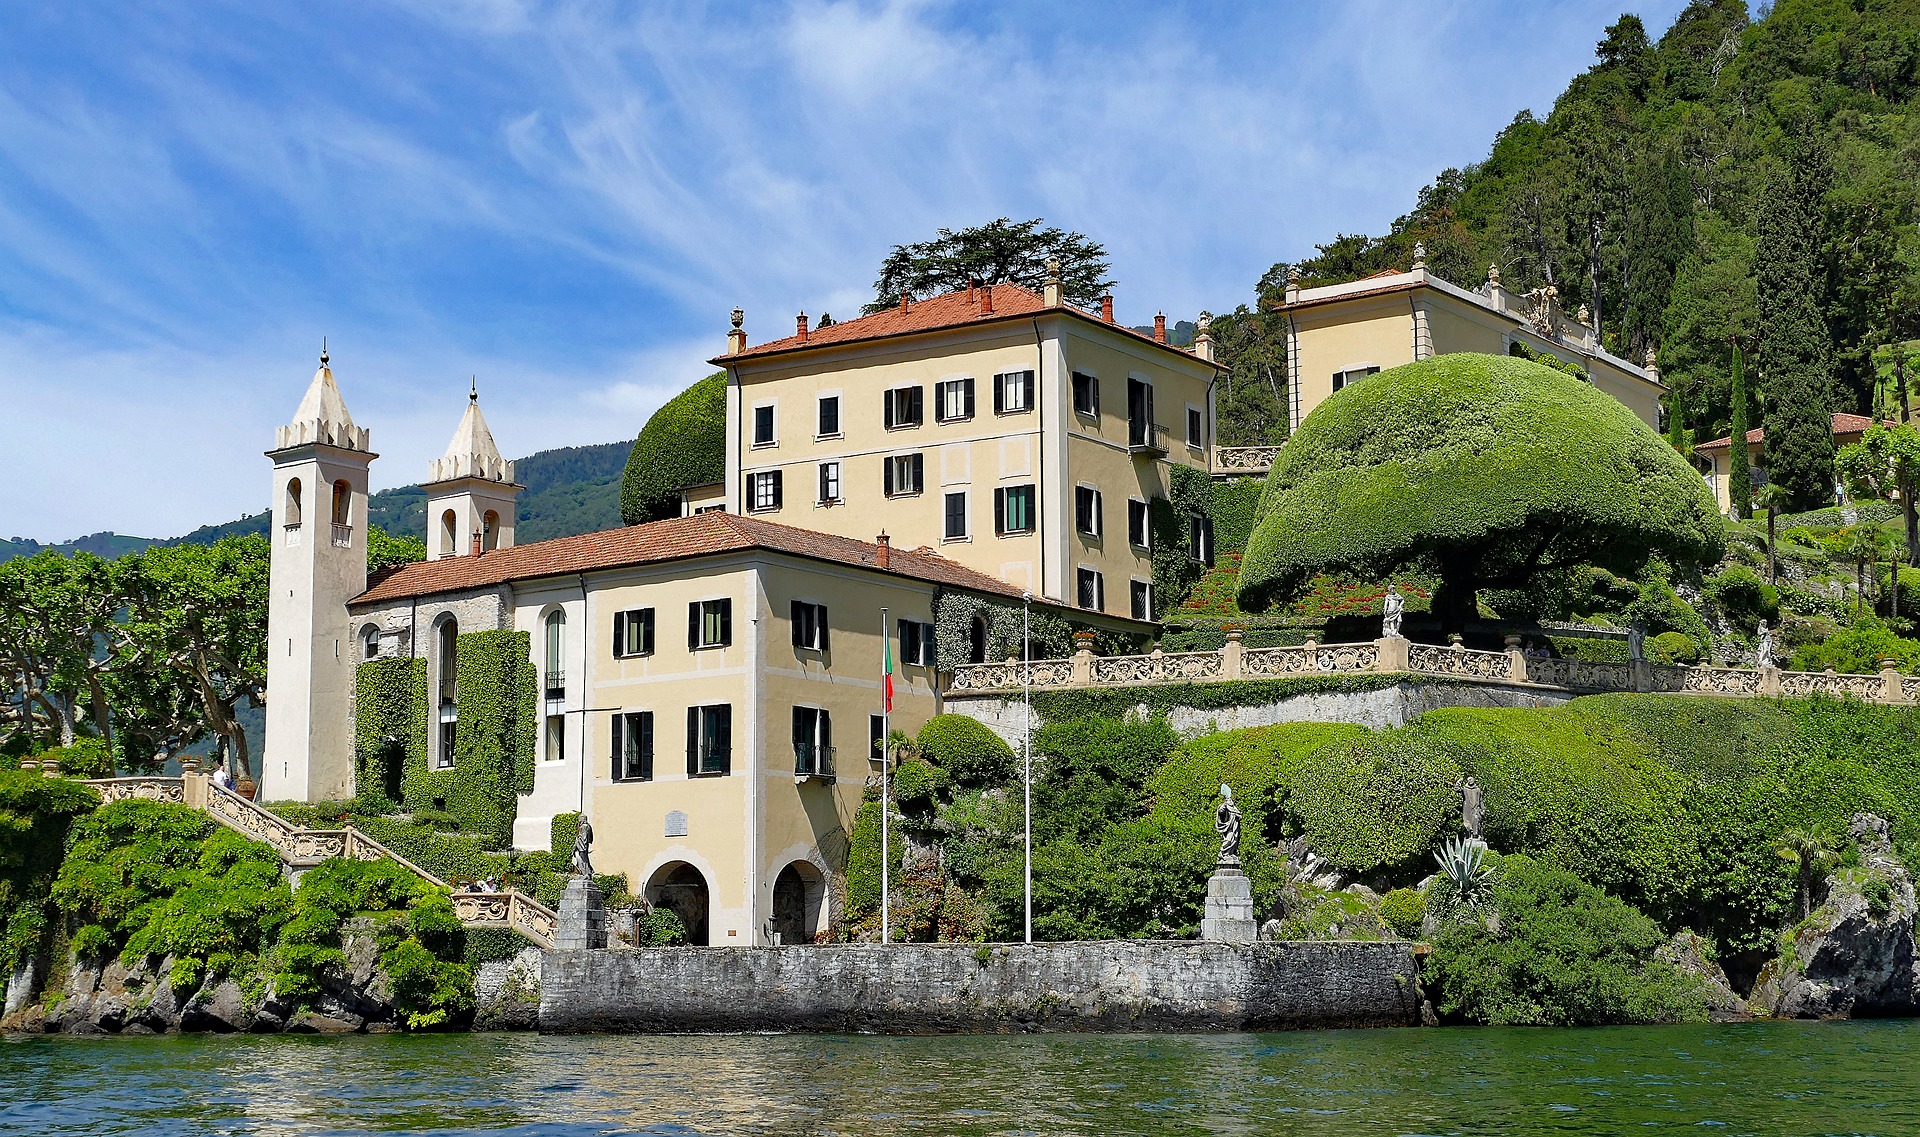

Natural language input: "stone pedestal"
[555,876,607,951]
[1201,861,1257,943]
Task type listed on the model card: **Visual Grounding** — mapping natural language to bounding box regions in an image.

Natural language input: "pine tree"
[1756,139,1837,511]
[1728,344,1752,520]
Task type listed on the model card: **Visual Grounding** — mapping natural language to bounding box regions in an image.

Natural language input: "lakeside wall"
[532,940,1426,1034]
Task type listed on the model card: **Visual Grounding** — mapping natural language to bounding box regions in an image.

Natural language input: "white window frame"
[1331,364,1380,393]
[1127,497,1150,550]
[1076,565,1104,611]
[943,489,970,542]
[885,452,925,498]
[613,709,654,782]
[817,461,842,505]
[751,401,777,448]
[1185,403,1205,450]
[936,377,975,424]
[995,370,1034,415]
[1130,578,1152,621]
[995,483,1036,536]
[1075,484,1103,539]
[749,470,782,513]
[816,391,843,440]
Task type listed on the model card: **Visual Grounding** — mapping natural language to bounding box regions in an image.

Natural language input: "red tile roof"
[712,282,1220,369]
[1695,412,1887,453]
[351,510,1065,611]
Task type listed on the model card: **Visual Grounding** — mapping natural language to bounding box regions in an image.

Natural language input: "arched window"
[439,509,458,558]
[331,480,352,526]
[285,477,303,526]
[968,615,988,664]
[360,624,380,660]
[435,618,459,768]
[482,510,500,551]
[544,609,566,685]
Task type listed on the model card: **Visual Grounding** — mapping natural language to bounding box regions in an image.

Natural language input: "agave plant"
[1434,837,1493,910]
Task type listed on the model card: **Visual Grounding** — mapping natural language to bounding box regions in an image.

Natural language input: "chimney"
[900,290,910,313]
[1100,293,1114,323]
[1043,258,1063,307]
[1285,266,1302,304]
[1153,313,1167,344]
[979,287,994,315]
[727,307,747,354]
[967,278,977,303]
[875,531,891,569]
[797,312,810,342]
[470,530,482,557]
[1194,311,1215,363]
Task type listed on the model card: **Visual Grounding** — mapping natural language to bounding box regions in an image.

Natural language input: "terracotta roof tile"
[1695,412,1888,453]
[713,282,1219,369]
[350,511,1069,612]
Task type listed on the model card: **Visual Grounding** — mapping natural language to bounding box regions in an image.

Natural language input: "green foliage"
[1208,477,1266,554]
[1238,354,1723,631]
[1506,338,1587,380]
[1756,136,1838,512]
[891,756,943,806]
[354,657,421,810]
[1285,733,1461,877]
[462,927,533,964]
[550,812,580,858]
[36,739,112,778]
[1703,565,1780,629]
[620,372,727,525]
[1648,631,1701,665]
[1150,466,1211,616]
[400,630,535,848]
[0,770,98,971]
[366,526,426,575]
[1727,345,1753,520]
[865,217,1113,312]
[635,907,687,946]
[1425,855,1706,1026]
[1788,617,1920,674]
[1380,888,1426,939]
[843,796,899,920]
[915,715,1014,787]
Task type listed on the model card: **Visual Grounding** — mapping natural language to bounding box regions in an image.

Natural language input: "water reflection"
[3,1020,1919,1136]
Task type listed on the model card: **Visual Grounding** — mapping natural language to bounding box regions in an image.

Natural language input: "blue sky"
[2,0,1688,541]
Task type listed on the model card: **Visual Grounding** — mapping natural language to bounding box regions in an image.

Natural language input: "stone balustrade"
[942,631,1920,709]
[1214,446,1280,475]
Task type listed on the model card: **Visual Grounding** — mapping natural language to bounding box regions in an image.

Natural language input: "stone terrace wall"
[538,940,1424,1034]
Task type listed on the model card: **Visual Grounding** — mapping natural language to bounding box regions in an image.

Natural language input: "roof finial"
[320,336,329,367]
[470,375,478,404]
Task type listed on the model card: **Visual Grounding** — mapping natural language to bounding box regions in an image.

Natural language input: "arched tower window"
[360,624,380,660]
[285,477,304,527]
[439,510,458,558]
[482,510,500,551]
[544,609,566,685]
[331,480,352,526]
[435,618,459,768]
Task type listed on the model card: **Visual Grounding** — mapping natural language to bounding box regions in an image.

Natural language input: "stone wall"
[537,940,1425,1034]
[946,679,1574,746]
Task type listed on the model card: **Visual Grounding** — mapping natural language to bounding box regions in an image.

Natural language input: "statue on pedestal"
[1455,776,1484,840]
[571,815,595,877]
[1381,585,1405,639]
[1215,784,1242,864]
[1756,620,1775,668]
[1628,620,1646,662]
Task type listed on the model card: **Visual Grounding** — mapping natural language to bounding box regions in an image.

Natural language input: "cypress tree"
[1728,344,1752,520]
[1755,139,1836,511]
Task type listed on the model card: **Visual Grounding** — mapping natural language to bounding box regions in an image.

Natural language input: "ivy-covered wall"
[354,657,423,809]
[931,592,1145,667]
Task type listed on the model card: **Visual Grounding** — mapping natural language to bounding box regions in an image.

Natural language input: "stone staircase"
[84,774,557,949]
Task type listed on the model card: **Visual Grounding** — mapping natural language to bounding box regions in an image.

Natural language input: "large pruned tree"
[0,551,122,752]
[865,218,1113,312]
[1237,353,1724,634]
[619,372,728,525]
[1836,421,1920,569]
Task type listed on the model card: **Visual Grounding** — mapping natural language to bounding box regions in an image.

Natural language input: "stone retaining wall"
[537,940,1424,1034]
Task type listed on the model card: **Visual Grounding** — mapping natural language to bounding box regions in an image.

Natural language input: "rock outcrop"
[1750,814,1920,1019]
[1656,931,1751,1022]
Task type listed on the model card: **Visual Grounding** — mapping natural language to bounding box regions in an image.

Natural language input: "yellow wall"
[1287,296,1416,429]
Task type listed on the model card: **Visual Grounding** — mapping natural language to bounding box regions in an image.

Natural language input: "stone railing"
[947,657,1077,692]
[86,777,186,804]
[1092,649,1224,685]
[452,890,559,946]
[1407,643,1515,681]
[1214,446,1280,475]
[1524,656,1633,692]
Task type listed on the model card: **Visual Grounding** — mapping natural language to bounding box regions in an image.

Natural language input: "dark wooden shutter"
[613,611,627,658]
[686,707,699,775]
[791,600,805,648]
[819,710,831,770]
[922,623,938,666]
[688,602,700,650]
[611,712,624,780]
[716,706,732,774]
[638,712,654,780]
[994,488,1006,535]
[963,377,975,418]
[1022,371,1035,409]
[908,386,923,424]
[791,705,806,758]
[771,470,783,509]
[718,599,733,646]
[817,605,829,652]
[883,455,894,496]
[884,390,896,429]
[1090,376,1100,415]
[641,609,655,654]
[993,374,1006,414]
[910,454,924,493]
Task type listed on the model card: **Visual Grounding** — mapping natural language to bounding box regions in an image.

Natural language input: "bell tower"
[424,382,521,559]
[263,344,375,802]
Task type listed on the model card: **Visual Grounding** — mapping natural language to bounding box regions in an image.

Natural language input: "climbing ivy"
[932,592,1145,668]
[1150,466,1211,619]
[1028,673,1444,722]
[354,657,422,810]
[395,630,536,849]
[0,770,99,974]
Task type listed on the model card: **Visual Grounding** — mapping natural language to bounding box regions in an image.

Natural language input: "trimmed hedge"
[1238,353,1724,625]
[354,657,421,810]
[620,372,728,524]
[550,812,581,858]
[916,714,1015,786]
[1027,673,1439,722]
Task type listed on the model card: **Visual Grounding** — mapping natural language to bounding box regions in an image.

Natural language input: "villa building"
[1694,412,1887,514]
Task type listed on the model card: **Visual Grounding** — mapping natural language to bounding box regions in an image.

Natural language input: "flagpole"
[880,606,891,946]
[1022,591,1032,944]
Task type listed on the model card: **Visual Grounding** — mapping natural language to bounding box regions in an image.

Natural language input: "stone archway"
[771,861,826,945]
[968,615,988,664]
[646,861,711,946]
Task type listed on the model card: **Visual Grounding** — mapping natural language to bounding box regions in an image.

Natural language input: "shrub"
[891,757,943,806]
[916,715,1015,786]
[1703,565,1780,627]
[1788,617,1920,674]
[1283,733,1461,878]
[1864,875,1894,921]
[1380,888,1426,938]
[843,794,899,920]
[1648,630,1701,665]
[37,738,112,778]
[1424,855,1706,1026]
[550,812,581,858]
[0,771,100,970]
[636,907,687,946]
[619,372,727,524]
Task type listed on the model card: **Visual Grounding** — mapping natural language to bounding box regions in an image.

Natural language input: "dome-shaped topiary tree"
[1238,353,1723,633]
[620,372,728,525]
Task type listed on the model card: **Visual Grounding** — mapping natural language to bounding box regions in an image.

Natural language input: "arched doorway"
[968,615,988,664]
[646,862,711,946]
[771,861,826,946]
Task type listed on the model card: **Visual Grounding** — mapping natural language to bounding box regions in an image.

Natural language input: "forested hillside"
[1212,0,1920,477]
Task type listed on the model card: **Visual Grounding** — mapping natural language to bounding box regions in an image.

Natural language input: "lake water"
[4,1020,1917,1135]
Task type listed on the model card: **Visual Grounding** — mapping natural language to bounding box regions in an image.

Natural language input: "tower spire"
[320,337,329,366]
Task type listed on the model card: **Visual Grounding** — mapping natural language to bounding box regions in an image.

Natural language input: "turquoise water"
[4,1021,1917,1135]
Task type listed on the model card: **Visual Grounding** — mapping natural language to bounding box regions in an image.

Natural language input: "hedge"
[0,771,102,972]
[355,657,421,810]
[1027,673,1438,722]
[1238,353,1724,627]
[395,630,535,848]
[916,714,1015,786]
[620,372,728,524]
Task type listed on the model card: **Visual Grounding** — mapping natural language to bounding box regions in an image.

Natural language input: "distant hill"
[7,438,637,563]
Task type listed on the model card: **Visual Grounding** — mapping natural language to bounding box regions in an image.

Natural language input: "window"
[752,404,775,447]
[439,509,457,558]
[817,462,841,504]
[817,395,841,437]
[1187,406,1205,449]
[749,470,783,512]
[1071,371,1100,417]
[435,619,457,769]
[612,710,654,781]
[792,706,833,777]
[687,704,732,775]
[884,386,924,429]
[1131,580,1152,621]
[331,480,352,526]
[1128,498,1150,549]
[613,608,655,658]
[1188,515,1215,567]
[900,619,938,666]
[994,370,1034,414]
[544,714,565,763]
[883,453,925,497]
[482,510,500,551]
[869,713,887,764]
[360,625,380,660]
[1075,486,1102,538]
[936,378,975,423]
[544,610,566,696]
[1077,568,1104,611]
[689,598,732,649]
[994,485,1035,535]
[944,491,969,540]
[1126,378,1154,446]
[1331,365,1380,393]
[285,477,303,526]
[791,600,829,651]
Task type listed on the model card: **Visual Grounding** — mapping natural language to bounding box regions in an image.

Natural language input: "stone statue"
[571,815,595,877]
[1456,775,1485,839]
[1215,784,1242,864]
[1756,620,1775,668]
[1628,620,1646,662]
[1381,585,1405,639]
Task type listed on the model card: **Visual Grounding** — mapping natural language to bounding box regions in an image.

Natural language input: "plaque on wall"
[665,810,689,838]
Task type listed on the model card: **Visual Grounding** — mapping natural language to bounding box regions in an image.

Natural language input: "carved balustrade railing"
[1091,649,1223,686]
[1681,666,1764,697]
[1214,446,1280,474]
[1525,657,1635,692]
[1777,668,1886,701]
[1407,644,1514,681]
[947,658,1077,692]
[86,777,185,804]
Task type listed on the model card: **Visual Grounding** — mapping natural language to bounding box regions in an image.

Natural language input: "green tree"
[1623,145,1695,362]
[367,526,426,574]
[1659,215,1758,435]
[1836,422,1920,568]
[0,551,122,752]
[619,373,728,525]
[1773,827,1839,923]
[1727,344,1752,519]
[1756,139,1838,510]
[866,218,1112,312]
[1237,353,1724,634]
[1755,482,1791,584]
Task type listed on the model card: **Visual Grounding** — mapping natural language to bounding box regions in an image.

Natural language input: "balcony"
[1128,420,1170,457]
[544,671,566,701]
[284,522,302,547]
[794,743,836,782]
[331,523,353,548]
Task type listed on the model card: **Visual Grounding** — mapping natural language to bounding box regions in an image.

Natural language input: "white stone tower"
[424,382,521,560]
[263,344,375,802]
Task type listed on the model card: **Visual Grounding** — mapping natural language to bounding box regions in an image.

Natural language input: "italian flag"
[882,623,895,712]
